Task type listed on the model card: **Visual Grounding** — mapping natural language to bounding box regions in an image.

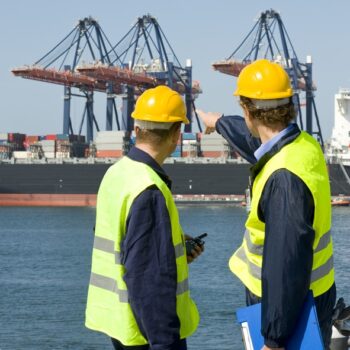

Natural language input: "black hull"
[0,162,349,199]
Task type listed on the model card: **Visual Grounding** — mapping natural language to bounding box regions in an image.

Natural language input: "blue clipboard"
[236,291,324,349]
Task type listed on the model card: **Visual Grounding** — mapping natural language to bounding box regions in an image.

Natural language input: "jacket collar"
[127,146,172,189]
[250,124,301,182]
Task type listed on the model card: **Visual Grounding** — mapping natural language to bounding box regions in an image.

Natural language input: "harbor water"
[0,205,349,350]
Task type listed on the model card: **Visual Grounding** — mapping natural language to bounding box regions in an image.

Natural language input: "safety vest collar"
[250,124,301,182]
[127,146,172,188]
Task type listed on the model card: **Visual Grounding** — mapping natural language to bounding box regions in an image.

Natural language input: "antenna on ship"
[212,9,324,148]
[12,15,202,142]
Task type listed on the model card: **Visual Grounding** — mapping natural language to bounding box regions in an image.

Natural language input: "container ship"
[1,101,350,207]
[0,130,251,206]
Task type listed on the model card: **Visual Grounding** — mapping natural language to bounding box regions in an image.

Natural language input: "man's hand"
[185,234,204,263]
[261,346,285,350]
[196,109,222,134]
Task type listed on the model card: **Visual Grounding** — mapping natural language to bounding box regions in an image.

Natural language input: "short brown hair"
[135,122,181,146]
[239,96,296,127]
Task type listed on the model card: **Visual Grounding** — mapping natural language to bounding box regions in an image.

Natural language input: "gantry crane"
[212,9,324,147]
[12,17,120,142]
[76,14,202,133]
[12,15,202,142]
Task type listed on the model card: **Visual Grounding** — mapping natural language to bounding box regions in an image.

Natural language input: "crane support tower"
[212,9,324,147]
[12,15,202,142]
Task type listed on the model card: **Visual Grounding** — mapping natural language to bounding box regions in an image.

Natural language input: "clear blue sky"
[1,0,349,140]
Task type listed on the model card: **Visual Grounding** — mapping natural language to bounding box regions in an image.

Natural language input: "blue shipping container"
[182,133,197,140]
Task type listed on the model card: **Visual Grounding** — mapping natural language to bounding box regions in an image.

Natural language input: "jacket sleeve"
[259,169,315,348]
[215,115,261,164]
[121,186,186,350]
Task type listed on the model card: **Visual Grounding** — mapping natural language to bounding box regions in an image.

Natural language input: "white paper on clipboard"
[241,321,254,350]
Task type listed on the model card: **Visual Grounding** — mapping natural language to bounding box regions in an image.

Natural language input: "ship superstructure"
[326,89,350,165]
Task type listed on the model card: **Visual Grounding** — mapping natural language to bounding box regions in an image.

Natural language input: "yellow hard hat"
[234,59,293,99]
[131,85,189,124]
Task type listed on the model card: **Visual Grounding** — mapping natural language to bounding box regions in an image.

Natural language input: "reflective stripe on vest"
[89,272,190,300]
[90,272,129,303]
[243,229,332,256]
[92,236,188,296]
[93,236,185,264]
[236,230,334,283]
[85,157,199,345]
[229,131,334,298]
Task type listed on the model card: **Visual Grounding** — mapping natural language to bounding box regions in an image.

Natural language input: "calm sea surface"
[0,205,349,350]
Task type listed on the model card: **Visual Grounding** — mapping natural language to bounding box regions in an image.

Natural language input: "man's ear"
[171,124,181,144]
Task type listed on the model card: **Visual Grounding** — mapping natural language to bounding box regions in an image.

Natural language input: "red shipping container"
[182,151,198,157]
[201,151,224,158]
[26,136,39,143]
[96,150,123,158]
[45,134,57,140]
[24,135,39,149]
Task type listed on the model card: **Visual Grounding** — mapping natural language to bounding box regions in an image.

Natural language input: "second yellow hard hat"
[132,85,189,124]
[234,59,293,100]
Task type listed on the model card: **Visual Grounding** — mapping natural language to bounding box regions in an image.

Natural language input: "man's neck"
[258,123,286,144]
[135,143,168,166]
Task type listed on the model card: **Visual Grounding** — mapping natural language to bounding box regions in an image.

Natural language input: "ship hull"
[0,193,97,206]
[0,162,349,206]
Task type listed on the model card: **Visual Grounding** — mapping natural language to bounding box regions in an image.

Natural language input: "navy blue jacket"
[216,116,336,348]
[120,147,186,350]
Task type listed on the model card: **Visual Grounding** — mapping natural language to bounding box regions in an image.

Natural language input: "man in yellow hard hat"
[85,85,202,350]
[197,59,335,349]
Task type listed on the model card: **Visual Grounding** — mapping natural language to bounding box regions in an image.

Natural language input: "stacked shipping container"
[0,131,240,160]
[94,131,131,158]
[199,132,234,158]
[182,133,200,157]
[0,132,88,160]
[0,133,11,159]
[0,133,26,159]
[41,140,56,158]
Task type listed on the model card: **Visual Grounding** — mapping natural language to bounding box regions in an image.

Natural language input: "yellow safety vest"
[85,156,199,345]
[229,131,334,297]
